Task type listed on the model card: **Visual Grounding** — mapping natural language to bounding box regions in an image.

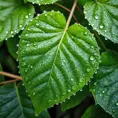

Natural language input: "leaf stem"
[65,0,77,31]
[94,32,108,51]
[76,4,83,15]
[0,71,22,80]
[55,3,79,23]
[0,80,20,85]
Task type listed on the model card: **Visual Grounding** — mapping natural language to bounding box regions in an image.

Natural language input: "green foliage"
[18,11,100,115]
[0,64,4,82]
[0,0,35,42]
[82,105,112,118]
[90,51,118,118]
[0,0,118,117]
[26,0,59,5]
[84,0,118,43]
[6,35,19,59]
[61,86,90,111]
[0,83,50,118]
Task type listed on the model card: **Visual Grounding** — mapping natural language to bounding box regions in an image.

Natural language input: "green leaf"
[0,64,4,82]
[0,0,35,42]
[90,51,118,118]
[6,35,19,59]
[84,0,118,43]
[18,11,100,115]
[26,0,59,5]
[78,0,87,6]
[61,86,89,111]
[82,105,112,118]
[0,83,50,118]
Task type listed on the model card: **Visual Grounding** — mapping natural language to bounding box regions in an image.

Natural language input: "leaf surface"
[26,0,59,5]
[82,105,112,118]
[6,35,19,59]
[84,0,118,43]
[0,0,35,42]
[0,64,4,82]
[61,86,89,111]
[90,51,118,118]
[0,83,50,118]
[18,11,100,115]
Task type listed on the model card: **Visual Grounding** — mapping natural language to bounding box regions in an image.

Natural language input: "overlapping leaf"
[26,0,59,5]
[84,0,118,43]
[90,51,118,118]
[0,0,35,42]
[61,86,89,111]
[18,11,100,115]
[0,83,50,118]
[82,105,112,118]
[0,64,4,82]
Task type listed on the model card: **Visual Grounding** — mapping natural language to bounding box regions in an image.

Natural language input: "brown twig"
[0,79,20,85]
[76,4,83,15]
[0,71,22,80]
[55,3,79,23]
[65,0,77,30]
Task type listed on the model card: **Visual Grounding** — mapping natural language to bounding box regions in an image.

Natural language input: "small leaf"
[0,64,4,82]
[18,11,100,115]
[82,105,112,118]
[6,35,19,59]
[61,86,90,111]
[26,0,59,5]
[0,83,50,118]
[90,51,118,118]
[0,0,35,42]
[84,0,118,43]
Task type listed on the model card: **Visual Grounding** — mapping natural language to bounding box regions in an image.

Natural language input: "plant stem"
[0,71,22,80]
[65,0,77,31]
[0,80,19,85]
[76,4,83,15]
[55,3,79,23]
[94,32,107,51]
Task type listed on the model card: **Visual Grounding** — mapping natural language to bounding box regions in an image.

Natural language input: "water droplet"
[70,79,74,81]
[99,25,104,29]
[6,31,8,34]
[80,89,83,92]
[25,15,29,19]
[73,93,76,96]
[25,77,28,80]
[11,31,13,34]
[25,34,28,36]
[19,25,22,28]
[90,56,94,61]
[116,102,118,106]
[94,82,97,85]
[33,92,35,96]
[95,15,98,20]
[102,91,105,93]
[26,44,29,47]
[68,89,71,93]
[25,69,28,73]
[36,23,39,26]
[22,62,26,66]
[87,68,91,72]
[45,14,47,16]
[48,99,52,103]
[84,31,88,36]
[72,86,76,90]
